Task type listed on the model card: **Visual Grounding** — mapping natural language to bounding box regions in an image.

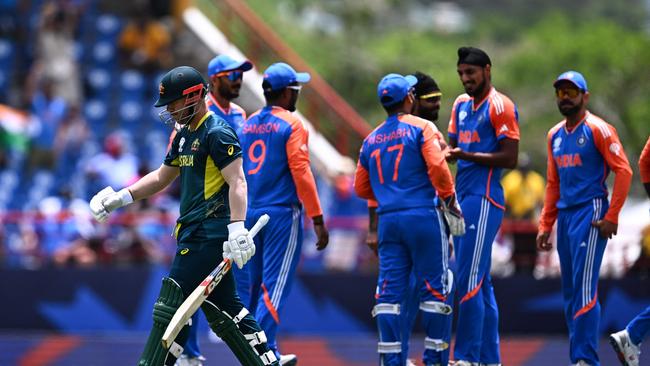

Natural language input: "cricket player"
[173,55,255,366]
[537,71,633,366]
[447,46,520,366]
[89,66,279,366]
[355,73,464,366]
[366,71,453,366]
[609,135,650,366]
[239,62,329,366]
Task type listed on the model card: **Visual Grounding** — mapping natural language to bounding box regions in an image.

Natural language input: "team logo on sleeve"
[191,138,200,151]
[609,142,621,156]
[553,136,562,152]
[227,145,234,156]
[179,137,186,152]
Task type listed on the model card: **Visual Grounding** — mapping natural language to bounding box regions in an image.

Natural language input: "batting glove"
[440,194,465,236]
[223,221,255,269]
[89,186,134,222]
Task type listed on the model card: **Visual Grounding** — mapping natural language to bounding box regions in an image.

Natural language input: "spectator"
[502,152,545,220]
[84,131,139,191]
[118,10,172,74]
[27,77,67,173]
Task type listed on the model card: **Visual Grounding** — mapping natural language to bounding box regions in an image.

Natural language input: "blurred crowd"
[1,0,649,278]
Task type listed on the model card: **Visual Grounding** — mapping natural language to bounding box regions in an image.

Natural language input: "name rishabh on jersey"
[448,87,520,208]
[239,106,322,218]
[355,113,454,213]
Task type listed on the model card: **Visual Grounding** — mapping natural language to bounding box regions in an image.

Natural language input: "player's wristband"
[312,215,324,225]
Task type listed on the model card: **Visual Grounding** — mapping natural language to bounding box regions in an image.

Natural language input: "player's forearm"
[457,150,517,168]
[128,165,177,201]
[228,177,247,222]
[368,206,378,232]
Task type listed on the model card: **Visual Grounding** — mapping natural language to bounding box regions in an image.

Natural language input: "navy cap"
[553,70,588,92]
[263,62,310,91]
[207,55,253,77]
[377,73,417,107]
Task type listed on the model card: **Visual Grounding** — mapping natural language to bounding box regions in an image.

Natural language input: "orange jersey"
[640,136,650,183]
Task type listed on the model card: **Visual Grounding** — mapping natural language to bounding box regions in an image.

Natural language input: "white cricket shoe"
[406,358,417,366]
[279,353,298,366]
[610,329,641,366]
[175,354,206,366]
[573,361,592,366]
[454,361,478,366]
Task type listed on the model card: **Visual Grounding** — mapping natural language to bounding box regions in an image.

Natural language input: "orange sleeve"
[539,130,560,232]
[640,136,650,183]
[367,199,378,208]
[354,156,376,200]
[447,100,458,137]
[591,123,632,224]
[489,94,520,141]
[286,119,323,218]
[421,123,455,199]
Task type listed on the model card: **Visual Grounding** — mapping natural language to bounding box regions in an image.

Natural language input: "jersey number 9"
[247,139,266,175]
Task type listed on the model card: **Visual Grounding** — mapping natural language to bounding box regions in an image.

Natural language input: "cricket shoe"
[279,353,298,366]
[406,358,417,366]
[454,361,478,366]
[610,329,640,366]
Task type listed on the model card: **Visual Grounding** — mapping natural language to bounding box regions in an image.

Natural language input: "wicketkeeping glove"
[439,194,466,236]
[223,221,256,269]
[89,186,134,222]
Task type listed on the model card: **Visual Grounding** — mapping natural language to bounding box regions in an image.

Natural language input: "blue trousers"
[375,208,452,366]
[628,306,650,346]
[182,313,201,358]
[557,197,608,366]
[246,205,303,359]
[454,195,503,364]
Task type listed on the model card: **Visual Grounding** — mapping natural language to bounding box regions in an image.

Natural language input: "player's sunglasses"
[555,88,581,99]
[287,85,302,92]
[418,91,442,102]
[217,70,243,81]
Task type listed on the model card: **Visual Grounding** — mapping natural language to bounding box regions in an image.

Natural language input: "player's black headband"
[457,47,491,67]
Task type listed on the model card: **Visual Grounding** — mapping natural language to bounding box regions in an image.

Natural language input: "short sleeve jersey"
[164,112,242,225]
[357,114,453,214]
[448,87,520,208]
[207,93,247,136]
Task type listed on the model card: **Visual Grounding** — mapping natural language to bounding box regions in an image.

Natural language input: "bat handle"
[249,214,270,237]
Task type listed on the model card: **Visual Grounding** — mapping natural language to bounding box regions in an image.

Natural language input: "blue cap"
[208,55,253,77]
[377,73,418,107]
[553,71,588,92]
[263,62,311,91]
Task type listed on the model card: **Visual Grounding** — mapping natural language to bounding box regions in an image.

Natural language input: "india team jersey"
[240,106,322,218]
[206,93,247,135]
[539,112,632,231]
[641,136,650,183]
[355,114,454,213]
[164,112,242,225]
[448,88,519,208]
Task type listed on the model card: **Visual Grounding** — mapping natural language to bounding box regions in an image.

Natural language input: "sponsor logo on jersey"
[499,124,509,134]
[553,136,562,153]
[180,248,189,255]
[179,137,186,153]
[555,153,582,168]
[458,130,481,144]
[227,145,234,156]
[609,142,621,156]
[459,111,467,122]
[191,138,200,151]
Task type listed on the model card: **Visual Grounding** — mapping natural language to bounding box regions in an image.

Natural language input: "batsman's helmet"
[154,66,207,107]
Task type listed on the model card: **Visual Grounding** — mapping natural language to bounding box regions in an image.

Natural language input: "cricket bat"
[161,214,270,349]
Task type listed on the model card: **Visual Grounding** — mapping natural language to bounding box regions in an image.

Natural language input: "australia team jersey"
[448,88,520,208]
[355,113,454,213]
[539,112,632,231]
[164,112,242,225]
[240,106,322,218]
[206,93,247,135]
